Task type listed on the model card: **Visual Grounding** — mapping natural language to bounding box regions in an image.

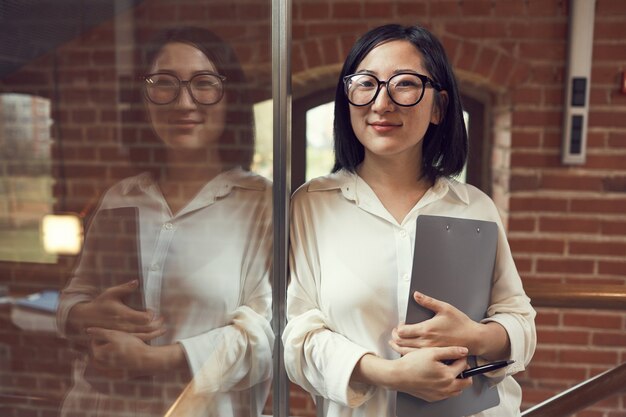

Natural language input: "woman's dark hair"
[134,26,254,171]
[333,24,468,183]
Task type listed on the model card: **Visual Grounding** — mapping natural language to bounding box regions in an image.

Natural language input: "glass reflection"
[57,27,273,417]
[0,2,273,417]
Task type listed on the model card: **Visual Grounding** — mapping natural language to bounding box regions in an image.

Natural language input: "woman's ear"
[430,90,448,125]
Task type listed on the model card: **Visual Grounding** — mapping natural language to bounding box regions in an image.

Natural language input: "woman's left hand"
[390,291,482,356]
[86,327,187,377]
[87,327,155,375]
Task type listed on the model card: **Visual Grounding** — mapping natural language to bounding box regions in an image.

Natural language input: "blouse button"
[399,230,407,238]
[403,274,410,281]
[164,222,174,230]
[150,264,160,271]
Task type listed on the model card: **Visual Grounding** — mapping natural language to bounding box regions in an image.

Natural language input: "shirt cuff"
[328,346,377,407]
[479,314,527,383]
[56,294,93,338]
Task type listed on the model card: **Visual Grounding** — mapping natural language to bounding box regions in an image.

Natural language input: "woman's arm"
[353,347,472,403]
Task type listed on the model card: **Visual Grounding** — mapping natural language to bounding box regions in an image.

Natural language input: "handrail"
[521,282,626,417]
[524,282,626,310]
[521,362,626,417]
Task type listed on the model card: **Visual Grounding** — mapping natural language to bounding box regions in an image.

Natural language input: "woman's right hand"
[390,346,472,402]
[67,280,164,339]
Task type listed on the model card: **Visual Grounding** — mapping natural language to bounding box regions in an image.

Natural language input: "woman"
[283,24,536,417]
[58,27,273,417]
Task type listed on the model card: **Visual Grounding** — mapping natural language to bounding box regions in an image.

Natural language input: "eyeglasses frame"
[142,71,227,106]
[343,72,442,107]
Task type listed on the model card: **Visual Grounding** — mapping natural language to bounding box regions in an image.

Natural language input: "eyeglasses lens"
[145,74,224,105]
[345,73,426,106]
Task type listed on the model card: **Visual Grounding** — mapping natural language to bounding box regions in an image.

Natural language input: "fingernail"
[128,280,138,286]
[460,347,469,355]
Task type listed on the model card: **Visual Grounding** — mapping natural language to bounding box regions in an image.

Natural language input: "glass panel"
[305,102,334,182]
[0,1,274,416]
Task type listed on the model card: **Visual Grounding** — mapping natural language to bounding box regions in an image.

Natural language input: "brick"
[535,310,560,326]
[539,217,600,234]
[571,198,626,214]
[594,44,626,62]
[512,110,562,128]
[537,329,590,345]
[474,47,499,79]
[332,2,363,19]
[510,173,541,191]
[541,174,604,192]
[592,332,626,347]
[598,261,626,276]
[560,349,619,365]
[447,21,507,38]
[396,1,427,17]
[529,364,587,381]
[454,41,479,73]
[364,2,393,18]
[570,241,626,257]
[509,237,564,254]
[300,2,330,19]
[537,258,595,274]
[509,217,536,232]
[608,132,626,148]
[586,152,626,170]
[511,151,561,168]
[601,220,626,236]
[519,41,566,61]
[510,197,568,212]
[563,312,623,329]
[512,88,542,106]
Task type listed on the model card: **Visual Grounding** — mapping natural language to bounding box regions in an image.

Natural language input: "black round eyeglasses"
[343,72,442,107]
[143,72,226,105]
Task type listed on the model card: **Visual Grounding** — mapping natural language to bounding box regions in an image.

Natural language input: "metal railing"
[521,283,626,417]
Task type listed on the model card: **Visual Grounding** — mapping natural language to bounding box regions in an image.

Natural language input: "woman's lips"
[369,121,401,133]
[170,119,201,129]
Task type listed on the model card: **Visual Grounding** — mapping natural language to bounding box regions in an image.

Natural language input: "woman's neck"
[356,153,432,224]
[157,147,224,215]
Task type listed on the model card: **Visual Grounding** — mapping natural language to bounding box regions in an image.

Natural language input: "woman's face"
[146,42,227,150]
[349,40,443,163]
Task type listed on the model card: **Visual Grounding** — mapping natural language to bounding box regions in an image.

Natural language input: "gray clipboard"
[396,215,500,417]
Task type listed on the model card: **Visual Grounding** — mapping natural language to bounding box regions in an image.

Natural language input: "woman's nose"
[175,84,196,108]
[371,84,395,113]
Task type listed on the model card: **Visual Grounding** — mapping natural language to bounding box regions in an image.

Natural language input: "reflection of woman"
[58,27,273,417]
[283,24,536,417]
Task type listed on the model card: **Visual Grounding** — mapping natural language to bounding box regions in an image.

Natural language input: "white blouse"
[283,170,536,417]
[58,168,274,417]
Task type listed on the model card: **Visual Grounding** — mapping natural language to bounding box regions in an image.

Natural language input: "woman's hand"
[391,346,472,402]
[67,280,164,338]
[86,326,184,377]
[390,291,510,360]
[352,346,472,403]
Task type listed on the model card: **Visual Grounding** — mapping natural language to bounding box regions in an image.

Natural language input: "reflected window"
[0,93,55,263]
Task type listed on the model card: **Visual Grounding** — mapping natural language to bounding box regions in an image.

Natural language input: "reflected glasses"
[343,72,442,107]
[143,72,226,105]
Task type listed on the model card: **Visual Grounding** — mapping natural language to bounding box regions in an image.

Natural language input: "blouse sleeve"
[477,200,537,383]
[178,189,274,394]
[282,190,376,408]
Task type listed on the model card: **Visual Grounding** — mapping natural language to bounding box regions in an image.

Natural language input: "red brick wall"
[0,0,624,416]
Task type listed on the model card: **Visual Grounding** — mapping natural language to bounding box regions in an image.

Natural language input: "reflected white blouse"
[58,168,274,417]
[283,170,536,417]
